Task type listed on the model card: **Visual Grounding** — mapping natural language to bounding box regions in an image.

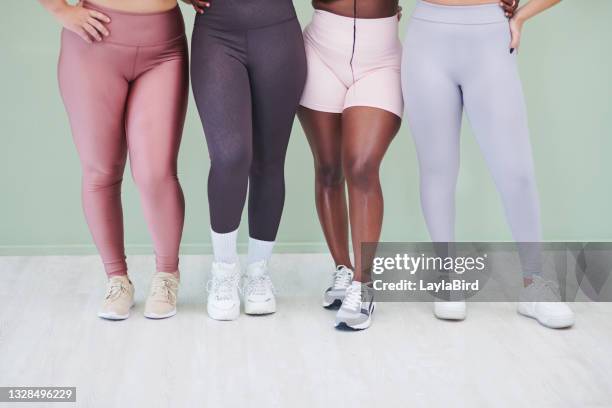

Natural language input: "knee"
[132,166,177,195]
[82,163,124,192]
[315,162,344,188]
[250,154,284,179]
[419,157,459,188]
[344,159,378,190]
[211,146,251,179]
[500,168,537,197]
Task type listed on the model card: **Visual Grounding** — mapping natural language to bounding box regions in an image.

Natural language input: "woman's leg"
[58,31,130,277]
[191,26,252,263]
[462,42,542,279]
[402,30,467,318]
[124,41,189,275]
[245,18,307,262]
[401,18,464,244]
[404,83,463,243]
[460,17,572,328]
[342,107,400,282]
[192,25,252,320]
[298,107,352,268]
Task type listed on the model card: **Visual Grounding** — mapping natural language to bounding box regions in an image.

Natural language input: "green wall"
[1,1,611,255]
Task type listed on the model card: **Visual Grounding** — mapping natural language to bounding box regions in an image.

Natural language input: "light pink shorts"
[300,10,403,118]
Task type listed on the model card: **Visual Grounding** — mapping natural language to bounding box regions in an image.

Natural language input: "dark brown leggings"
[190,0,306,241]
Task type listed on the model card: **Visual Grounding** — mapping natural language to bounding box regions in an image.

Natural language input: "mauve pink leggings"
[58,2,188,276]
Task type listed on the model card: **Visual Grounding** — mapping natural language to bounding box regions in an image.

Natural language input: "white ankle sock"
[247,237,275,264]
[211,228,238,263]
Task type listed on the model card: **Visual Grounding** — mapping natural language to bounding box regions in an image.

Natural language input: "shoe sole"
[322,298,342,310]
[433,302,467,321]
[207,304,240,321]
[244,300,276,315]
[334,304,375,331]
[517,304,574,329]
[434,309,467,321]
[144,309,177,320]
[97,302,135,321]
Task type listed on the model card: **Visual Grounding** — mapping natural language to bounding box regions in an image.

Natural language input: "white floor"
[0,254,611,408]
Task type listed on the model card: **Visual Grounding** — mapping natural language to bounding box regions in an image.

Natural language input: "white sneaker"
[243,260,276,315]
[433,301,467,321]
[98,275,135,320]
[518,275,574,329]
[206,262,241,321]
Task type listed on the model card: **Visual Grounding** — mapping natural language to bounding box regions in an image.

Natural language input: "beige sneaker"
[98,275,135,320]
[144,272,179,319]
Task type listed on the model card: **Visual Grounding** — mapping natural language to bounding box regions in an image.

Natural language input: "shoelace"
[243,274,275,297]
[342,285,363,311]
[105,281,128,302]
[206,275,240,301]
[332,266,353,290]
[150,278,177,303]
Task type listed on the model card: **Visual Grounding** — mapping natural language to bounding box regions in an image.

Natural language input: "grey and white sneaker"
[243,260,276,315]
[323,265,354,309]
[206,262,241,321]
[518,275,574,329]
[335,281,375,330]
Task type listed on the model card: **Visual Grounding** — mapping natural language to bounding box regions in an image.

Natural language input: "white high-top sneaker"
[518,275,574,329]
[206,262,241,321]
[243,260,276,315]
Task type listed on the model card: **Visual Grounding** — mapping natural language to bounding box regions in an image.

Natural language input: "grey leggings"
[191,0,306,240]
[402,1,541,275]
